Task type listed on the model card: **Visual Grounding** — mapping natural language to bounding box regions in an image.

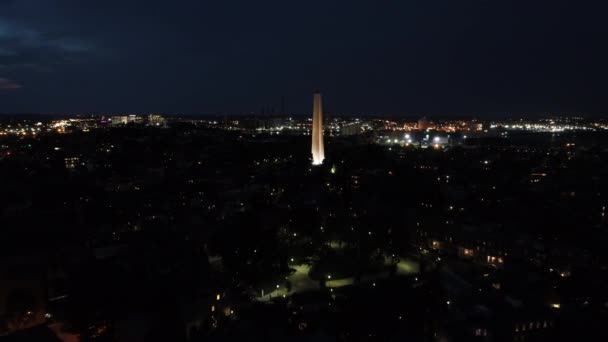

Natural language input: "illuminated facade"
[311,91,325,165]
[148,114,166,126]
[64,157,80,169]
[418,116,430,130]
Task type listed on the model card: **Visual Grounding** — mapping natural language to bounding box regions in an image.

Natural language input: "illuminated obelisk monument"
[311,91,325,165]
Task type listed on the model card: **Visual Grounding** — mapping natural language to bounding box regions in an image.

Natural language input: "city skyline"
[1,111,607,341]
[1,2,608,341]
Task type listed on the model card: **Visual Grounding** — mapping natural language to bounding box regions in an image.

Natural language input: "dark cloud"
[0,19,95,72]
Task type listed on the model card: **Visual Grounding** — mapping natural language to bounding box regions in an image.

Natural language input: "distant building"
[64,157,80,170]
[418,116,430,130]
[311,91,325,165]
[110,116,129,126]
[341,122,360,136]
[110,115,143,126]
[148,114,166,127]
[468,121,483,131]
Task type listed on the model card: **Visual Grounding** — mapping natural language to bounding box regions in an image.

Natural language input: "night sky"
[1,0,607,116]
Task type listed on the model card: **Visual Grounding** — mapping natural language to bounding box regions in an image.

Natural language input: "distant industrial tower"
[311,91,325,165]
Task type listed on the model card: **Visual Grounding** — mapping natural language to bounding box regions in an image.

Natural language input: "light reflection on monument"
[311,91,325,165]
